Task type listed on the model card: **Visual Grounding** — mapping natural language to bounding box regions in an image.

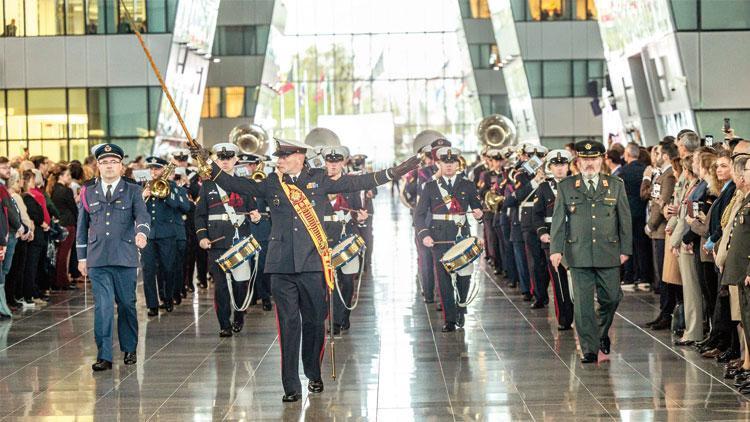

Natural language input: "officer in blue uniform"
[236,152,273,312]
[196,144,258,337]
[172,149,201,298]
[141,156,190,316]
[191,138,418,402]
[76,143,150,371]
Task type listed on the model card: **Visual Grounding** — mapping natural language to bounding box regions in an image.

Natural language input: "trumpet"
[251,170,266,181]
[149,163,176,199]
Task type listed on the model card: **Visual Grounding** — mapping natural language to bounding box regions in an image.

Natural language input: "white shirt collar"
[443,175,457,185]
[103,177,121,191]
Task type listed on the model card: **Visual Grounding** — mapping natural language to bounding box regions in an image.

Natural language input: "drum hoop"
[441,243,482,273]
[217,236,261,272]
[332,235,365,268]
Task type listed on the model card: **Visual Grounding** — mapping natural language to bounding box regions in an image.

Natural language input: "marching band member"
[237,153,273,312]
[191,138,419,402]
[415,147,483,332]
[532,149,574,330]
[172,148,204,296]
[349,154,376,270]
[141,157,190,317]
[477,148,504,274]
[195,144,258,337]
[496,147,519,287]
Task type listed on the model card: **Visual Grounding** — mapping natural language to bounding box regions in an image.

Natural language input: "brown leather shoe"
[702,348,722,359]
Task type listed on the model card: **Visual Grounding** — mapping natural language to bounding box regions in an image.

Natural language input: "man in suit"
[415,147,483,332]
[532,149,574,330]
[192,139,418,402]
[645,142,678,329]
[76,144,150,371]
[619,142,650,289]
[550,140,632,363]
[141,157,191,316]
[196,144,257,337]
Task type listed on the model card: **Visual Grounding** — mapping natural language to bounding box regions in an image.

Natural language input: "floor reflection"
[1,193,750,420]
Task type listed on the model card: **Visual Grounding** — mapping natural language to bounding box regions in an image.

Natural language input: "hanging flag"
[278,81,294,95]
[315,72,326,103]
[353,85,361,103]
[455,81,466,98]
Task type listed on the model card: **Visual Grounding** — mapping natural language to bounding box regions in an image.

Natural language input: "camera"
[521,155,543,176]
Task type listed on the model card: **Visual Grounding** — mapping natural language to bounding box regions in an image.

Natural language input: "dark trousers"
[361,220,374,267]
[625,216,652,283]
[141,237,177,309]
[512,241,531,294]
[208,250,246,330]
[652,238,667,312]
[483,212,498,264]
[6,237,24,301]
[416,228,436,301]
[89,266,138,362]
[500,225,518,283]
[54,225,75,288]
[173,239,186,300]
[271,272,328,394]
[545,249,574,328]
[24,242,45,300]
[183,232,198,290]
[251,242,271,302]
[524,232,549,305]
[432,249,470,324]
[195,246,208,285]
[696,257,718,327]
[708,283,733,348]
[333,270,355,328]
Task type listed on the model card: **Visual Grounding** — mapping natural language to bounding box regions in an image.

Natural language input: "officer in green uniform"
[550,140,632,363]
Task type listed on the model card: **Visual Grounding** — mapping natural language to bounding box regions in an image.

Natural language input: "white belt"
[208,214,246,225]
[520,202,534,208]
[544,217,552,223]
[432,214,467,224]
[323,215,340,222]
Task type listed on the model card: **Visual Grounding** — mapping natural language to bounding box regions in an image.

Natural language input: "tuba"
[229,124,269,155]
[304,127,341,147]
[149,163,176,199]
[477,114,517,149]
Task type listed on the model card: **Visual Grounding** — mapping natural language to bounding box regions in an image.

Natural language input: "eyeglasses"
[98,160,121,166]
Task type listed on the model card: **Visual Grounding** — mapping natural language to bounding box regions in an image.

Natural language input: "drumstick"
[432,240,457,245]
[209,236,226,244]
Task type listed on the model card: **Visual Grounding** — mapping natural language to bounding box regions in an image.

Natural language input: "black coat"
[51,183,78,227]
[211,163,390,274]
[619,161,647,219]
[531,179,559,249]
[23,193,47,247]
[414,175,482,243]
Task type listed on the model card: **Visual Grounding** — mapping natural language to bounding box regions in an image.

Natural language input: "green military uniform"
[550,141,632,361]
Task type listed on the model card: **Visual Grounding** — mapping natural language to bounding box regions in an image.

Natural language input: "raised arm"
[211,162,266,198]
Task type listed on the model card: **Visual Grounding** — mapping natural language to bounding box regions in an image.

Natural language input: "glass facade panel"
[509,0,596,21]
[25,0,65,36]
[68,88,87,139]
[166,0,177,31]
[201,87,221,118]
[117,0,146,33]
[148,87,161,135]
[29,139,68,162]
[69,138,89,160]
[27,89,67,139]
[4,0,25,36]
[701,0,750,30]
[245,86,259,117]
[87,88,107,138]
[66,0,86,34]
[213,25,270,56]
[108,87,148,137]
[527,0,569,21]
[7,141,25,158]
[146,0,166,32]
[542,61,572,97]
[118,137,153,159]
[670,0,698,30]
[574,0,596,20]
[572,60,588,96]
[0,91,5,140]
[524,61,542,97]
[86,0,106,33]
[7,90,26,140]
[223,87,245,118]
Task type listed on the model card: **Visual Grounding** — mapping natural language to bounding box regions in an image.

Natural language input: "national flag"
[353,85,361,102]
[455,81,466,98]
[315,73,326,103]
[278,81,294,95]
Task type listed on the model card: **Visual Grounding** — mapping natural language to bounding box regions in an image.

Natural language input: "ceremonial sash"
[280,180,335,290]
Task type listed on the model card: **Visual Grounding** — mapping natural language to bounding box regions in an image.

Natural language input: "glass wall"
[0,0,176,36]
[201,86,259,119]
[510,0,597,21]
[212,25,270,56]
[524,59,606,98]
[670,0,750,30]
[0,87,160,161]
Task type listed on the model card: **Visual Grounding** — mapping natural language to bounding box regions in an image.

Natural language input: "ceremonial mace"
[117,0,212,178]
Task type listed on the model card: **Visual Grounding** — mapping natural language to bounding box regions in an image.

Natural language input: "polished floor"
[2,193,750,421]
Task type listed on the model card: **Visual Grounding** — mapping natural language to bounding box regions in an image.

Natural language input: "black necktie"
[106,185,112,202]
[291,176,297,184]
[588,180,595,195]
[447,178,453,189]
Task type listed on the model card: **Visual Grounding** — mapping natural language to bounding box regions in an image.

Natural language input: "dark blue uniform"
[142,181,190,311]
[408,164,438,302]
[76,178,150,363]
[327,191,362,332]
[248,187,272,308]
[195,179,256,332]
[504,168,533,297]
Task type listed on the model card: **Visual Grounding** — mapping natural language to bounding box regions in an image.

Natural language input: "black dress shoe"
[558,325,572,331]
[645,316,662,327]
[673,339,695,346]
[530,301,545,309]
[165,302,174,313]
[262,299,273,311]
[308,379,324,393]
[698,342,718,354]
[219,328,233,338]
[456,313,465,328]
[147,308,158,317]
[232,320,244,333]
[522,293,532,302]
[735,373,750,387]
[581,353,598,364]
[342,321,350,330]
[173,297,182,306]
[282,392,302,402]
[159,303,168,309]
[726,366,748,380]
[198,282,208,289]
[650,318,671,330]
[123,352,137,365]
[441,322,456,332]
[600,336,611,355]
[717,349,740,363]
[507,282,517,288]
[92,359,112,371]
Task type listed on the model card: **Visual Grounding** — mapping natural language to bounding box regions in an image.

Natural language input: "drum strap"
[280,180,335,290]
[215,184,245,239]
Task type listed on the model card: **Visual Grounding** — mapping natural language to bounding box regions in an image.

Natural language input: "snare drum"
[331,235,366,269]
[217,235,261,272]
[440,236,483,273]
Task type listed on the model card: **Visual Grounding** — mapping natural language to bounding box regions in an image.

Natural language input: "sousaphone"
[477,114,517,149]
[229,124,269,155]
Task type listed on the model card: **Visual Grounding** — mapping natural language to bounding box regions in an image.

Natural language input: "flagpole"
[322,73,328,116]
[303,70,310,133]
[329,69,336,115]
[293,60,300,140]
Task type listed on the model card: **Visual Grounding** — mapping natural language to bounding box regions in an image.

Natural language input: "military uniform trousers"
[512,240,531,294]
[545,249,573,328]
[271,272,328,394]
[432,243,470,324]
[333,269,355,328]
[142,236,177,309]
[524,232,549,305]
[183,232,199,291]
[90,266,138,362]
[172,239,186,300]
[483,211,499,265]
[498,217,518,283]
[208,249,248,330]
[416,227,437,301]
[569,266,622,355]
[251,241,272,303]
[737,283,750,353]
